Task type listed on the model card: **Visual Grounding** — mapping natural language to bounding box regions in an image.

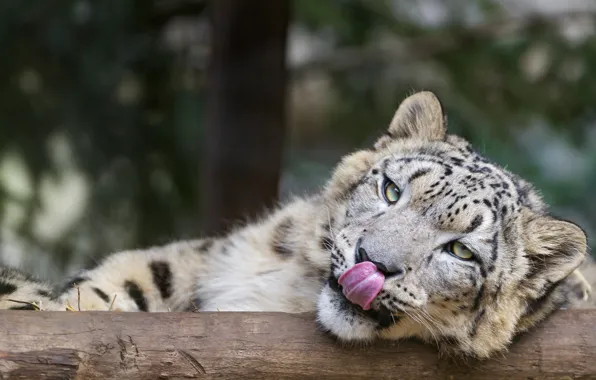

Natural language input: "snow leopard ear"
[375,91,447,149]
[516,214,589,331]
[521,214,588,299]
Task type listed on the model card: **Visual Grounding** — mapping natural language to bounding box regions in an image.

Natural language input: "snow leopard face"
[316,92,588,358]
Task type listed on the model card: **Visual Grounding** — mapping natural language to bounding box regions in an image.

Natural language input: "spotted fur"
[0,267,61,311]
[0,92,592,359]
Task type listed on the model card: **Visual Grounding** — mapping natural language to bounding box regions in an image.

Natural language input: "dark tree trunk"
[202,0,290,235]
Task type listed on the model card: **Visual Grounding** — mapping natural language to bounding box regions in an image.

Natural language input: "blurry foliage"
[0,0,205,272]
[0,0,595,276]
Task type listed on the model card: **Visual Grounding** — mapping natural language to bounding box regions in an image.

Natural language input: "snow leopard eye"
[382,178,401,204]
[445,241,474,260]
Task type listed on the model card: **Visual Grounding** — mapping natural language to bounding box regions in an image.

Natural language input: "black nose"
[356,245,369,263]
[355,240,404,277]
[356,246,390,274]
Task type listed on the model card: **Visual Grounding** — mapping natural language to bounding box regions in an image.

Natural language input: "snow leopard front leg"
[58,239,214,312]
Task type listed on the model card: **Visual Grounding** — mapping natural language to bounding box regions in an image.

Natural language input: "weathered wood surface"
[0,310,594,379]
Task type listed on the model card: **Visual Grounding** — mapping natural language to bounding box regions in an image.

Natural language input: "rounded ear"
[375,91,447,150]
[522,214,588,298]
[512,213,589,336]
[517,269,591,333]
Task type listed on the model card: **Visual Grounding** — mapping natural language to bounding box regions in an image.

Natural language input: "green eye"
[382,179,401,204]
[447,241,474,260]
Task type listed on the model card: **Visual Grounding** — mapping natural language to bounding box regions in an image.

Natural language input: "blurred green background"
[0,0,595,280]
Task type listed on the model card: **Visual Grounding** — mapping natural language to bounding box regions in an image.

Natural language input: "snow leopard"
[0,91,591,358]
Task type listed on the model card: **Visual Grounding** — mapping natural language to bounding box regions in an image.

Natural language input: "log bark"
[0,310,595,379]
[202,0,290,235]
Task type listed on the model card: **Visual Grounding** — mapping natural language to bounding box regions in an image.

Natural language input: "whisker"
[325,206,339,237]
[417,309,447,338]
[401,308,440,347]
[324,206,343,257]
[419,308,446,333]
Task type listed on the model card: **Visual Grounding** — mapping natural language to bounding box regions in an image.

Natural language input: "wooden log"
[0,310,594,379]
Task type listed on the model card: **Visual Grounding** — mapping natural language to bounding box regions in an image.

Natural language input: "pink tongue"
[338,262,385,310]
